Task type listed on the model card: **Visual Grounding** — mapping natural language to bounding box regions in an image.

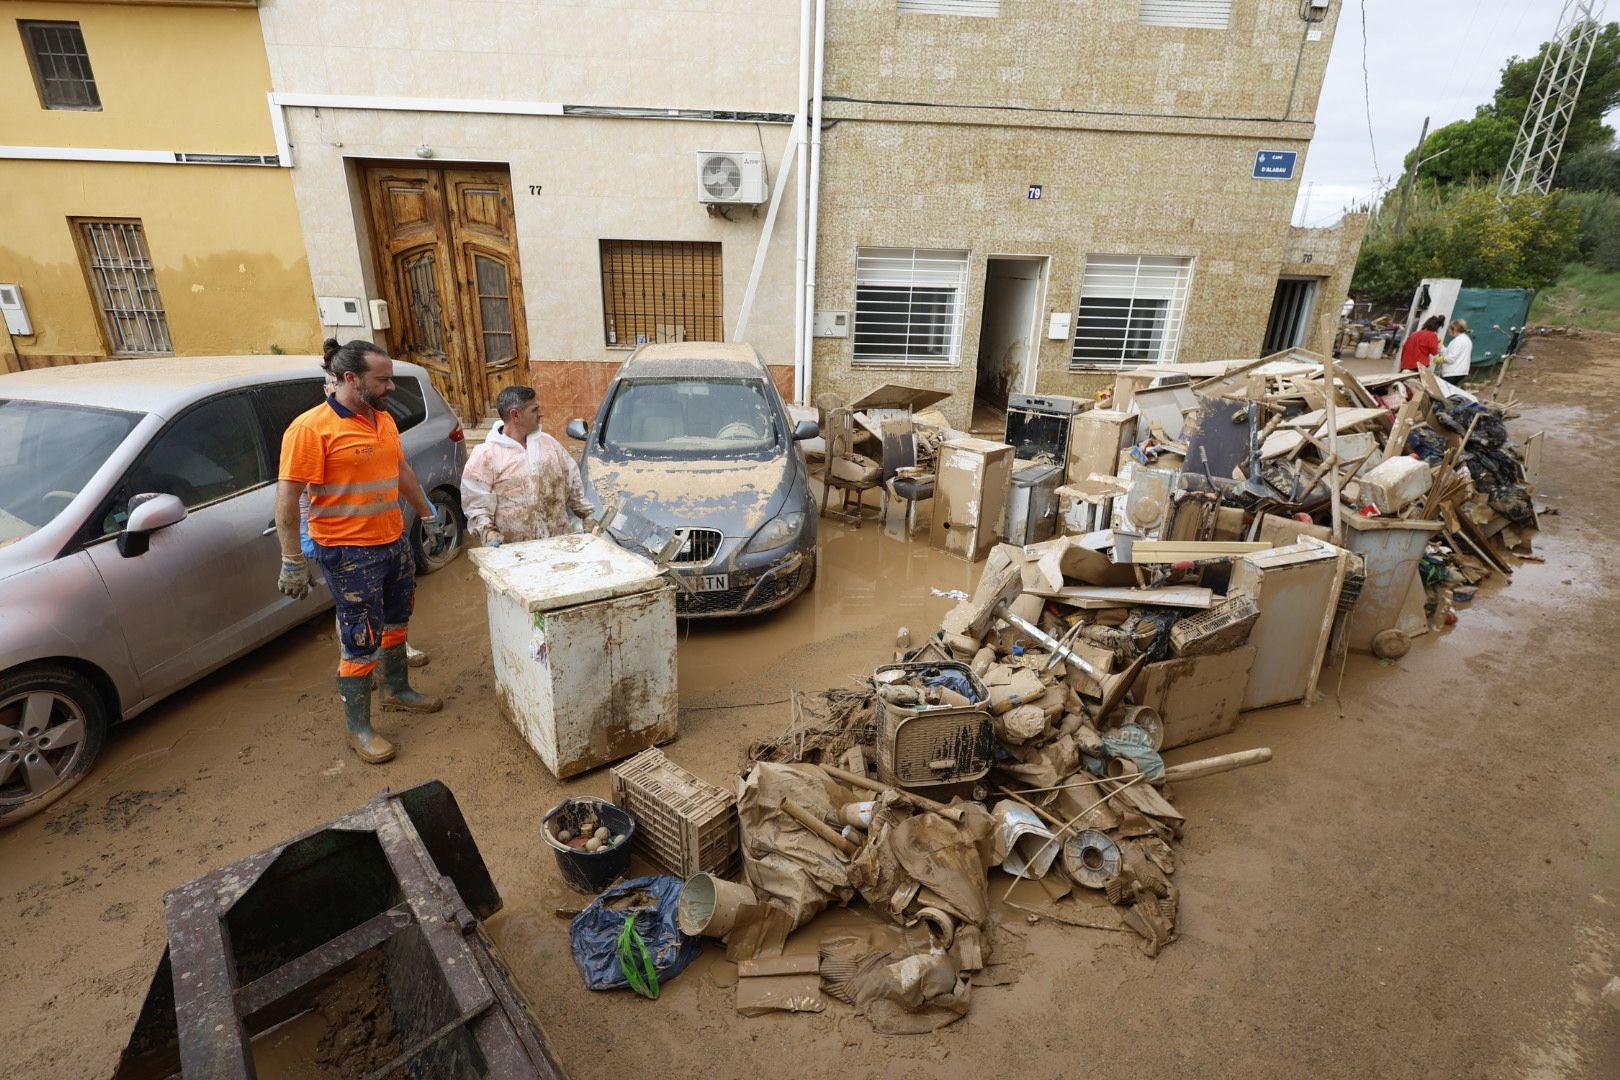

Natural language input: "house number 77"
[528,185,543,195]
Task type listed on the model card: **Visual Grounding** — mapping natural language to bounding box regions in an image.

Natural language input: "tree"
[1557,139,1620,193]
[1351,189,1579,308]
[1402,114,1518,188]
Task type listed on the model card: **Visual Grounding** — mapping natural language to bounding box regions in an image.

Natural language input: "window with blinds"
[1069,255,1192,369]
[898,0,1000,16]
[598,240,724,347]
[1139,1,1232,29]
[75,220,174,355]
[852,248,969,367]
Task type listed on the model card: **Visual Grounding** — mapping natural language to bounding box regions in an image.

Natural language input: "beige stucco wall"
[282,108,800,371]
[0,0,319,364]
[260,0,802,402]
[256,0,799,110]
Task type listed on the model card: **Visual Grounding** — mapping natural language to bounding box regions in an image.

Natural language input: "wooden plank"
[738,955,821,978]
[1128,540,1272,562]
[1523,432,1543,485]
[1029,584,1214,609]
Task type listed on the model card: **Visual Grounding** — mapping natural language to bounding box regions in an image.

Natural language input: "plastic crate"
[874,661,993,789]
[610,748,739,878]
[1169,593,1261,657]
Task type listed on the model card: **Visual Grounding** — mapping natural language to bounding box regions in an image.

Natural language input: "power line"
[1358,0,1382,184]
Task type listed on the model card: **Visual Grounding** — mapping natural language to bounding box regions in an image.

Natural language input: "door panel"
[364,165,527,423]
[445,170,529,420]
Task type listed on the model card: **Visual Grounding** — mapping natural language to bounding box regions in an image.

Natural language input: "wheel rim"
[418,496,461,571]
[0,690,88,807]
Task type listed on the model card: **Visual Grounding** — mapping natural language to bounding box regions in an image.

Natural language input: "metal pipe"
[802,0,827,404]
[792,0,811,400]
[996,603,1100,680]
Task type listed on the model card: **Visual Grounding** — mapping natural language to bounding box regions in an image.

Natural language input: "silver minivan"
[0,356,467,824]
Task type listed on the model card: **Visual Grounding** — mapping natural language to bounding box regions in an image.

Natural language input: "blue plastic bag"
[570,875,701,992]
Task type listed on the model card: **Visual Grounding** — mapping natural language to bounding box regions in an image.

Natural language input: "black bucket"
[542,797,635,894]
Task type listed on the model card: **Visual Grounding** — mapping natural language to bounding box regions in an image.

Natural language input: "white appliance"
[469,533,677,779]
[696,150,768,205]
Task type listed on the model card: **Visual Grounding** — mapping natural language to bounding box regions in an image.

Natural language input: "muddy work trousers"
[311,536,415,678]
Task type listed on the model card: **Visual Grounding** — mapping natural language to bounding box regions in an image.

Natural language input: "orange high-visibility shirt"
[279,397,405,546]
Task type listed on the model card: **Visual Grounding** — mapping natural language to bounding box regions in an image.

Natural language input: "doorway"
[972,256,1045,432]
[362,164,529,422]
[1263,276,1321,355]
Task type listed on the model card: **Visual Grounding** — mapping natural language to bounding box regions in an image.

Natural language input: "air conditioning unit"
[696,151,767,205]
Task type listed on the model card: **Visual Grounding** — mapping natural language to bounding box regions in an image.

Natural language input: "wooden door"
[364,165,528,421]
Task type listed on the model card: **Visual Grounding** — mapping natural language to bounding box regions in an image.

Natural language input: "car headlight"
[743,512,805,555]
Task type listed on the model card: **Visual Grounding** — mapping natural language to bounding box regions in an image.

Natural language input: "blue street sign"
[1253,150,1298,180]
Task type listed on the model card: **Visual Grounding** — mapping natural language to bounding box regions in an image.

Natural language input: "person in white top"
[1439,319,1473,379]
[1341,295,1356,320]
[462,385,594,546]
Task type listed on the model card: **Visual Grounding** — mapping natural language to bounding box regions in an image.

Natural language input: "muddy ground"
[3,334,1618,1078]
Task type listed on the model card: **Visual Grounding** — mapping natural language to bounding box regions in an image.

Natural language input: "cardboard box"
[1065,410,1137,487]
[930,438,1014,562]
[1137,646,1257,749]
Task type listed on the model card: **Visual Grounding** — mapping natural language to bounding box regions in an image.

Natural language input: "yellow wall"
[1,1,274,150]
[0,1,319,363]
[0,160,320,359]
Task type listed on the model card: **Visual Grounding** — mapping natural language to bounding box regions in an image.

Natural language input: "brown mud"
[2,334,1617,1078]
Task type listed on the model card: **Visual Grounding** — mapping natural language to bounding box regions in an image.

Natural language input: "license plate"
[697,574,729,592]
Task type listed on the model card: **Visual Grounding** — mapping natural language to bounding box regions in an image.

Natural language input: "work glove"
[479,525,504,548]
[278,555,312,600]
[421,507,452,557]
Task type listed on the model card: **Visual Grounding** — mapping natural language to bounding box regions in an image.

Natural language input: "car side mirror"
[792,419,820,441]
[565,418,589,441]
[118,493,187,558]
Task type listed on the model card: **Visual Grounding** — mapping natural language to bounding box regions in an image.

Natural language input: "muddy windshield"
[600,377,778,455]
[0,399,141,548]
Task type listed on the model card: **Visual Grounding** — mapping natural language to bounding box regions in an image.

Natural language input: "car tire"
[412,488,464,575]
[0,664,109,827]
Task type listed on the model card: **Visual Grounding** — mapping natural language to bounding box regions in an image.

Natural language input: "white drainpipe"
[803,0,828,405]
[793,0,813,402]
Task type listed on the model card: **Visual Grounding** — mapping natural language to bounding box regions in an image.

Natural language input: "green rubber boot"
[378,644,443,713]
[339,675,396,764]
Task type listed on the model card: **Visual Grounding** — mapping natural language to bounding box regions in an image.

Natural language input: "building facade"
[255,0,803,428]
[0,0,320,371]
[810,0,1363,427]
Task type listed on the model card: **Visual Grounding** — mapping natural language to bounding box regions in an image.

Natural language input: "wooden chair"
[815,398,882,526]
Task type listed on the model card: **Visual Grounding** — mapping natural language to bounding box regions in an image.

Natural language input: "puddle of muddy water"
[675,515,979,698]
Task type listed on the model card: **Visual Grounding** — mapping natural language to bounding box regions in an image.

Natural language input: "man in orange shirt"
[274,339,451,763]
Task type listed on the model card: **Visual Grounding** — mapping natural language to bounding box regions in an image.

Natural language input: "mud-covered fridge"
[470,533,677,778]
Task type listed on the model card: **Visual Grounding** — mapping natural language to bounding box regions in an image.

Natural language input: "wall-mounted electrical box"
[0,283,33,336]
[813,310,849,338]
[1047,311,1072,339]
[317,296,364,327]
[369,298,391,331]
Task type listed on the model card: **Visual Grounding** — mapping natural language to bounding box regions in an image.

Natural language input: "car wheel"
[0,664,109,826]
[412,488,464,575]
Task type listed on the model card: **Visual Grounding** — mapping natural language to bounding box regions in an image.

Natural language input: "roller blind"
[853,248,970,367]
[1069,255,1192,368]
[898,0,1000,17]
[1139,0,1232,29]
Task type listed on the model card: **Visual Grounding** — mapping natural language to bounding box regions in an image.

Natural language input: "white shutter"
[898,0,1000,17]
[1139,0,1232,29]
[853,248,970,367]
[1070,255,1192,369]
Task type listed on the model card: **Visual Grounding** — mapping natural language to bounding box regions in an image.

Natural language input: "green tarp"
[1452,288,1535,370]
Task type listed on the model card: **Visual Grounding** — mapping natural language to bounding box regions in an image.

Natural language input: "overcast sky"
[1295,0,1614,226]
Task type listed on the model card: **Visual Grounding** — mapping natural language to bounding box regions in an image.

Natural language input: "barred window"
[1069,255,1192,369]
[599,240,724,347]
[21,21,100,110]
[852,248,969,367]
[76,220,173,355]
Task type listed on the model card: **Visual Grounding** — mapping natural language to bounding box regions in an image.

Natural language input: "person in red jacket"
[1400,315,1446,371]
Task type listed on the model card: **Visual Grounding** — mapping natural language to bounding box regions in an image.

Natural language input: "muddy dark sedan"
[566,343,819,617]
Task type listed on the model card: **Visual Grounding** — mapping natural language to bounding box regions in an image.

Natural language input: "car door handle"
[262,524,277,536]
